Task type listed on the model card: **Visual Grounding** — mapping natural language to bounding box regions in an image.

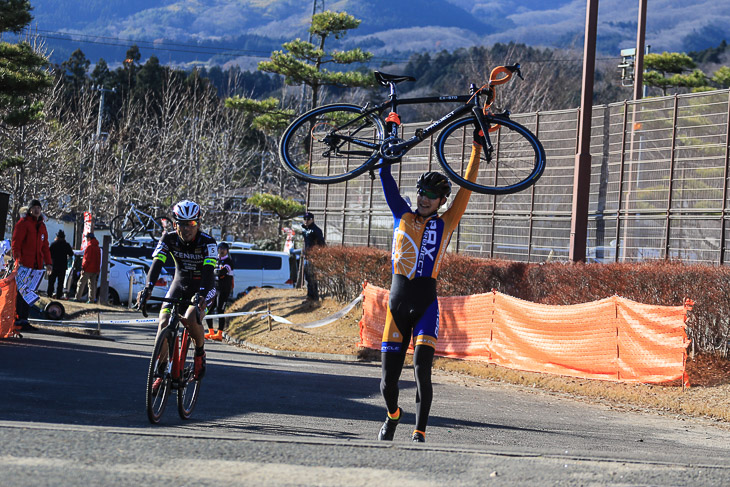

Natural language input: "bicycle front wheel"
[150,216,170,240]
[146,328,173,424]
[435,115,546,195]
[177,330,200,420]
[110,214,138,241]
[279,104,385,184]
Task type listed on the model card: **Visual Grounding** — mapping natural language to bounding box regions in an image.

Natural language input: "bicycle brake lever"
[139,300,148,318]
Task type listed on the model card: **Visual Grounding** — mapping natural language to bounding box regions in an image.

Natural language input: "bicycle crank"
[380,137,408,160]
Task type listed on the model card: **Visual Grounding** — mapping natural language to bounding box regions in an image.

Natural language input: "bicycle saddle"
[374,71,416,86]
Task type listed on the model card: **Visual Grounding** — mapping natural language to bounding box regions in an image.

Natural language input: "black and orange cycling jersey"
[380,145,482,281]
[378,143,482,353]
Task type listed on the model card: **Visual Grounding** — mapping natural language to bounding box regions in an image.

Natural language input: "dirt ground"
[225,287,730,424]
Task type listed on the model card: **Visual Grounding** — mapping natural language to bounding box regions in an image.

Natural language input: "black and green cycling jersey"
[146,230,218,304]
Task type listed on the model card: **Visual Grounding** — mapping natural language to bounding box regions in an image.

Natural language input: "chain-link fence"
[307,89,730,265]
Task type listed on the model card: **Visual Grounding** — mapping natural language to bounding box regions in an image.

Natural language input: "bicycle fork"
[471,107,495,164]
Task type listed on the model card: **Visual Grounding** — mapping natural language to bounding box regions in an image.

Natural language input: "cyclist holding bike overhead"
[377,132,483,443]
[137,200,218,381]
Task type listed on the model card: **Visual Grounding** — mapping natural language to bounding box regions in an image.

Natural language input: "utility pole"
[299,0,325,113]
[633,0,648,101]
[568,0,599,263]
[90,85,115,212]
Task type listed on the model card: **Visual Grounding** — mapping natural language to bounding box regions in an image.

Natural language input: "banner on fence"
[358,284,690,384]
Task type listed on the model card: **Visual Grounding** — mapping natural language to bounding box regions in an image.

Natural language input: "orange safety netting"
[358,284,691,384]
[0,272,17,338]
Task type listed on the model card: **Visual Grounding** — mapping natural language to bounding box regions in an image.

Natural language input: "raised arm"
[441,142,482,229]
[380,163,411,218]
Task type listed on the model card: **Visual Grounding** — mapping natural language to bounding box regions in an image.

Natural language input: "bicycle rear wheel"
[177,330,201,420]
[146,328,173,424]
[435,115,546,195]
[279,104,385,184]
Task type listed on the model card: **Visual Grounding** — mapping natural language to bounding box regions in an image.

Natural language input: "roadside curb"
[223,331,365,362]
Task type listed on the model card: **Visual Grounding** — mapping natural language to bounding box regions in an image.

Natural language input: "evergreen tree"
[0,0,52,192]
[60,48,90,93]
[644,52,706,96]
[90,58,113,88]
[712,66,730,89]
[258,10,375,111]
[0,0,51,130]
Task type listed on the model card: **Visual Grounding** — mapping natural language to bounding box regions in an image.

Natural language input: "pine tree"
[0,0,52,219]
[643,52,706,96]
[0,0,52,133]
[258,10,375,111]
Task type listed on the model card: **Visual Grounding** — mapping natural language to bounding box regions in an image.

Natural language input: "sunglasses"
[176,220,198,228]
[418,189,441,200]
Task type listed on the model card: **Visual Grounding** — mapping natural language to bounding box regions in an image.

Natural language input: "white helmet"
[172,200,200,222]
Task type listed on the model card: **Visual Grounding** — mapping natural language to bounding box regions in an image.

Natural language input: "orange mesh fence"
[0,272,17,338]
[358,284,690,384]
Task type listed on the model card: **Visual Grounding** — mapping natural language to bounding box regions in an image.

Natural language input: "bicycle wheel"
[279,104,385,184]
[177,330,201,419]
[110,214,139,241]
[146,328,173,424]
[435,115,546,195]
[149,216,170,240]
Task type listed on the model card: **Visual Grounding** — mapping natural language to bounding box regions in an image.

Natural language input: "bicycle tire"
[279,104,385,184]
[110,213,140,241]
[177,330,201,420]
[146,328,173,424]
[150,216,169,240]
[435,115,546,195]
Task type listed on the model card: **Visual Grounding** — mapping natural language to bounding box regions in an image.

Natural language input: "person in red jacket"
[75,233,101,303]
[11,199,53,328]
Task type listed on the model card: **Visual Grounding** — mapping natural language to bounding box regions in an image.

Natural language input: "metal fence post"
[663,94,680,259]
[719,91,730,265]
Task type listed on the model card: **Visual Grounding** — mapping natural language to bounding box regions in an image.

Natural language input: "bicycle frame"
[127,204,156,228]
[164,319,191,387]
[328,88,492,168]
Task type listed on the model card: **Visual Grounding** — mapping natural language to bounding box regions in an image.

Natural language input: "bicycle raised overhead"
[139,293,202,424]
[279,63,546,195]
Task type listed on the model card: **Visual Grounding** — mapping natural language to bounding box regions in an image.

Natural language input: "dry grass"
[227,287,730,425]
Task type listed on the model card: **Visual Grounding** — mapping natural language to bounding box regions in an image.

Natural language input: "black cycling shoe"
[412,431,425,443]
[377,408,401,441]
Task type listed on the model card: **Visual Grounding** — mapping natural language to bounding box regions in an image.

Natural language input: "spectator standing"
[11,199,52,329]
[301,211,325,302]
[75,233,101,303]
[205,242,234,341]
[48,230,73,299]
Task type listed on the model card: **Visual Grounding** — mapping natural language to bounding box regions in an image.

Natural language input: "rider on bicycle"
[137,200,218,380]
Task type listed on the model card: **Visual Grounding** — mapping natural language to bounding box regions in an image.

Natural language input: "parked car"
[113,256,173,300]
[64,251,170,305]
[228,249,296,298]
[224,241,257,250]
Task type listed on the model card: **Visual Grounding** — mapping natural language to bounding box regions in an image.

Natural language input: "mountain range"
[23,0,730,67]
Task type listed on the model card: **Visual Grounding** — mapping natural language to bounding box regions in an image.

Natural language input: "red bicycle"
[140,294,202,424]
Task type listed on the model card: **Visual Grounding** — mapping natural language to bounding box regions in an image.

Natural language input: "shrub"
[308,246,730,355]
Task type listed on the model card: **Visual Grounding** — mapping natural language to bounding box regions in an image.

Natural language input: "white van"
[227,249,296,298]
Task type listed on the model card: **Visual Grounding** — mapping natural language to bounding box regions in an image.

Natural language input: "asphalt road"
[2,315,730,486]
